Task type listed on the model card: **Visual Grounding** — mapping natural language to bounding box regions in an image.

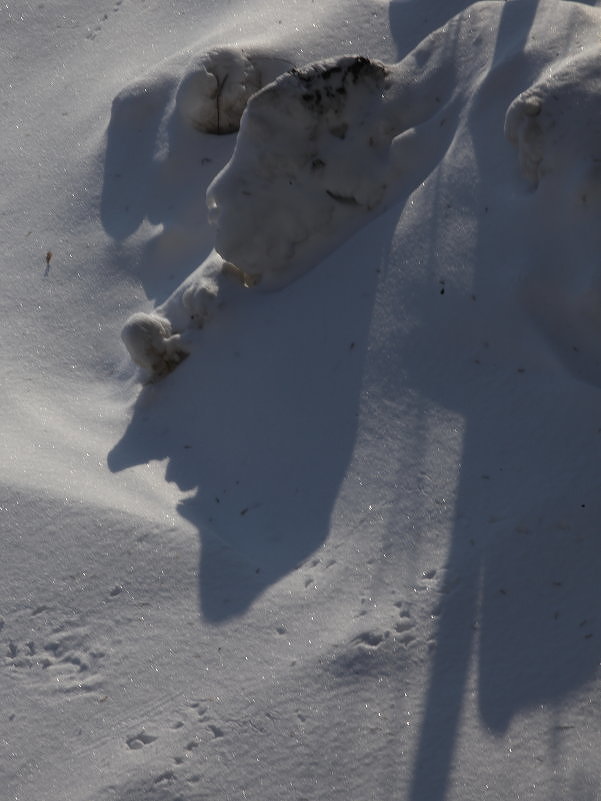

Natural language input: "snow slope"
[3,1,601,800]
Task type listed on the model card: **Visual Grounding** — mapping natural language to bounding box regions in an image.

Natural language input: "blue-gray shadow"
[100,69,236,302]
[389,0,474,59]
[392,2,601,799]
[107,224,385,621]
[100,75,177,242]
[104,43,459,622]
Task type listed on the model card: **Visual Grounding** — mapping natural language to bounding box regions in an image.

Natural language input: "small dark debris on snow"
[326,188,357,204]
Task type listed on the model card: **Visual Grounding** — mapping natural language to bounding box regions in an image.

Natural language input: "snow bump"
[175,47,293,134]
[121,312,187,376]
[206,55,402,289]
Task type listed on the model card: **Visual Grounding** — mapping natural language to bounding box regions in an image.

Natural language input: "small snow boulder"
[175,47,293,134]
[505,49,601,187]
[121,312,186,375]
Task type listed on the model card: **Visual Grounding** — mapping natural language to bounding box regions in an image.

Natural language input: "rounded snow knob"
[504,92,545,185]
[121,312,186,375]
[175,48,293,134]
[176,49,262,134]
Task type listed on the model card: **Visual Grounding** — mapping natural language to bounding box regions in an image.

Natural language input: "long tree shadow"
[393,2,601,798]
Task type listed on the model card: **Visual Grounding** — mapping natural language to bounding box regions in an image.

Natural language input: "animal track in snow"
[335,597,421,674]
[126,731,159,750]
[352,630,390,649]
[86,0,125,41]
[125,696,227,777]
[393,601,417,645]
[111,696,232,798]
[2,624,105,693]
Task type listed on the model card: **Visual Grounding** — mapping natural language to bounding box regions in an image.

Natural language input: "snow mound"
[175,47,293,134]
[505,48,601,189]
[121,312,187,376]
[207,54,440,289]
[120,42,457,375]
[504,45,601,385]
[118,33,460,375]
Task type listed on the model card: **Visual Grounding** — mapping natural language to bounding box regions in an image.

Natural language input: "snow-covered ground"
[3,1,601,799]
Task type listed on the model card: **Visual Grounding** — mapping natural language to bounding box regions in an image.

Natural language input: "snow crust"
[5,1,601,800]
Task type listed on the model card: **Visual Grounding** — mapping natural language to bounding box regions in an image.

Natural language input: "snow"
[4,1,601,799]
[175,48,294,134]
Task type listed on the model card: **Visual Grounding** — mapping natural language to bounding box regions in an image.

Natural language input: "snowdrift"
[5,1,601,799]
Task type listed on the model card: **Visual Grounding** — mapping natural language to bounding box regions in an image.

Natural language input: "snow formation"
[123,1,601,381]
[175,48,294,134]
[120,27,459,375]
[7,1,601,800]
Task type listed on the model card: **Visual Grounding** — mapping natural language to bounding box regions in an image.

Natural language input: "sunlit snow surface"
[4,1,601,800]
